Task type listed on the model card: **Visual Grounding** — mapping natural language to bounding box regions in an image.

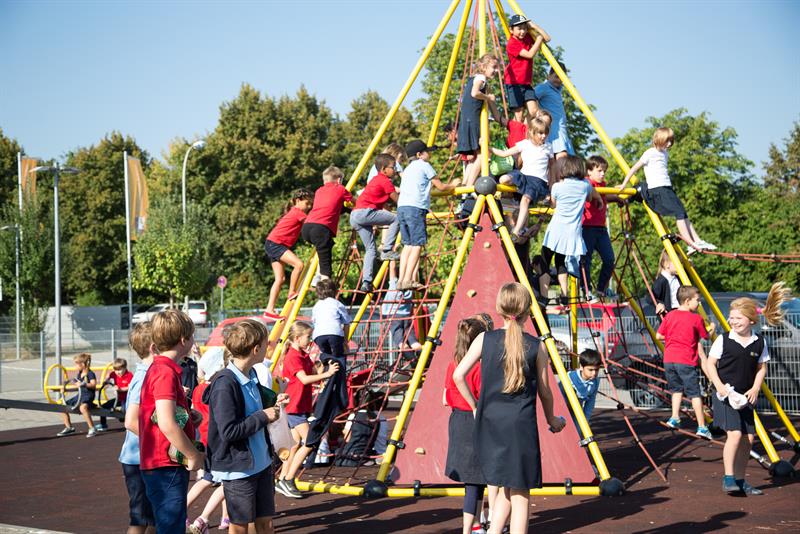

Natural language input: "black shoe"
[360,280,374,293]
[740,481,763,495]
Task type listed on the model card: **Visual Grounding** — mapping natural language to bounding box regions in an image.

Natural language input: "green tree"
[0,128,23,212]
[763,119,800,194]
[60,132,150,305]
[132,198,211,306]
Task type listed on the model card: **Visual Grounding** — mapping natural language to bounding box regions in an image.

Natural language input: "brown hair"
[474,312,494,331]
[677,285,699,305]
[652,127,674,150]
[284,188,313,213]
[731,282,791,327]
[553,155,585,186]
[73,352,92,369]
[152,309,195,353]
[113,358,128,371]
[528,117,550,137]
[223,318,269,359]
[374,153,396,174]
[496,283,532,393]
[454,317,490,363]
[476,53,498,74]
[316,278,338,300]
[658,250,673,271]
[322,165,344,183]
[586,155,608,172]
[383,143,408,165]
[128,321,153,359]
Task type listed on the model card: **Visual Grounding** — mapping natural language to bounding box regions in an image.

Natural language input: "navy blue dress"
[457,75,485,154]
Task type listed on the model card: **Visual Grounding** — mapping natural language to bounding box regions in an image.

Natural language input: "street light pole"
[181,140,206,225]
[0,224,20,363]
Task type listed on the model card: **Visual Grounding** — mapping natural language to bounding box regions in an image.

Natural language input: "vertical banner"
[19,156,38,202]
[125,156,149,240]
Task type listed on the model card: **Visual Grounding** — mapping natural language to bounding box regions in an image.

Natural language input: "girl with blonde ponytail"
[705,282,792,496]
[453,283,564,534]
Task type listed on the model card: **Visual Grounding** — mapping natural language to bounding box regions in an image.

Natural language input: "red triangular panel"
[393,212,597,485]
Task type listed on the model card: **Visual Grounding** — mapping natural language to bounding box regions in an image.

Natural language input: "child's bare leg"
[400,246,421,283]
[285,444,314,480]
[539,273,551,299]
[61,411,71,428]
[198,485,225,522]
[79,403,93,429]
[281,423,308,479]
[398,246,413,283]
[487,484,498,524]
[266,262,285,313]
[514,196,531,235]
[464,158,481,187]
[509,490,530,534]
[498,174,512,186]
[671,392,683,420]
[557,272,569,297]
[488,487,510,534]
[723,430,742,476]
[675,218,699,246]
[525,99,539,116]
[734,434,754,480]
[691,397,705,426]
[187,478,212,507]
[283,251,304,295]
[254,517,274,534]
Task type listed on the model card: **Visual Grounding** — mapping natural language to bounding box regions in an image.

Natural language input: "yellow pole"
[569,276,578,368]
[269,254,319,369]
[478,0,489,176]
[344,0,463,191]
[267,260,311,346]
[427,0,474,147]
[377,195,487,481]
[484,195,612,481]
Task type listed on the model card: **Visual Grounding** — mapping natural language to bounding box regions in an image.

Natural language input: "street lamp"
[181,139,206,224]
[31,163,79,371]
[0,224,20,366]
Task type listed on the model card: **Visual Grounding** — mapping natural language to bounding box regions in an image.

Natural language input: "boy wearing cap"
[504,14,550,117]
[396,140,460,290]
[533,61,574,158]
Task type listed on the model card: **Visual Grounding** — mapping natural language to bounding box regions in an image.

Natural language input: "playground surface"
[0,409,798,533]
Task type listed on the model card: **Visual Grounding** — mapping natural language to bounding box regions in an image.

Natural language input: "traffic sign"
[217,275,227,289]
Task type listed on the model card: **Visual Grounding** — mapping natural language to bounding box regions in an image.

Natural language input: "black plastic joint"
[578,436,595,447]
[426,336,442,346]
[413,480,422,497]
[660,233,680,244]
[491,222,505,232]
[540,333,554,342]
[564,478,573,495]
[387,439,405,450]
[466,223,483,232]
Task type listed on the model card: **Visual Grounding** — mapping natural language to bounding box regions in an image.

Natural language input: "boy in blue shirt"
[560,349,601,429]
[205,319,281,534]
[396,139,460,290]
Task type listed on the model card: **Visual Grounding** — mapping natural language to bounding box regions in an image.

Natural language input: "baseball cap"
[509,14,530,27]
[405,139,439,158]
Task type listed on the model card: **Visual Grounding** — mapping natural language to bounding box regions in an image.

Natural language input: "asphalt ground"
[0,409,798,533]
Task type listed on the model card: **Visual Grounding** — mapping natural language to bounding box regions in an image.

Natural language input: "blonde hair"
[731,282,791,327]
[152,309,195,353]
[73,352,92,369]
[533,109,552,126]
[383,143,408,165]
[658,250,673,271]
[528,117,550,137]
[476,53,498,74]
[286,321,313,347]
[223,319,269,359]
[129,321,153,359]
[496,283,532,394]
[322,165,344,183]
[652,127,674,150]
[454,317,489,363]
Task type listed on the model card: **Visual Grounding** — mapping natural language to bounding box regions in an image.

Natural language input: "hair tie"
[756,307,764,314]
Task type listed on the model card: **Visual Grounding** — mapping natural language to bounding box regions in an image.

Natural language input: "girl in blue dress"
[538,156,602,308]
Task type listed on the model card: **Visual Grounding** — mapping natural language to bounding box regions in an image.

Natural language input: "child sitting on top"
[263,188,313,319]
[350,153,401,293]
[617,127,716,254]
[503,14,549,117]
[397,139,460,290]
[559,349,602,424]
[97,357,133,431]
[57,352,98,438]
[656,285,712,439]
[301,166,353,282]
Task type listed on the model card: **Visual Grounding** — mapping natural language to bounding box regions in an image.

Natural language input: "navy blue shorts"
[507,170,548,201]
[642,184,688,219]
[397,206,428,246]
[223,466,275,524]
[287,413,310,429]
[505,83,538,110]
[665,363,701,398]
[122,463,155,527]
[264,239,289,263]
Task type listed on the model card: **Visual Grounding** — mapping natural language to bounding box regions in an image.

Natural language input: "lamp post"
[181,140,206,225]
[31,164,79,371]
[0,224,20,365]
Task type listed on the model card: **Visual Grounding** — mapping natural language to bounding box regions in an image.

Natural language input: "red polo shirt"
[582,178,607,227]
[355,172,395,210]
[504,34,535,85]
[506,120,528,148]
[267,207,307,247]
[108,370,134,404]
[138,355,195,470]
[282,347,314,414]
[657,310,709,366]
[444,360,481,411]
[304,182,353,236]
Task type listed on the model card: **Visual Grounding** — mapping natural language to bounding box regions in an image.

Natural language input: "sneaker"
[261,310,282,320]
[687,246,698,256]
[471,525,486,534]
[722,478,741,494]
[94,424,108,432]
[696,239,717,251]
[218,518,230,530]
[275,478,302,499]
[188,517,209,534]
[380,250,400,261]
[311,274,321,288]
[409,281,424,291]
[57,426,76,437]
[696,426,712,439]
[740,481,763,495]
[665,417,681,429]
[359,280,374,293]
[287,291,299,301]
[86,428,97,438]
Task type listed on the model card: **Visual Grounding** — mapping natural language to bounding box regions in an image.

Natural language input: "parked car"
[131,303,171,324]
[183,300,209,326]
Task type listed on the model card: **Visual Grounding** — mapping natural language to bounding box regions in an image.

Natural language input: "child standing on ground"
[581,156,620,298]
[139,310,205,533]
[57,352,98,437]
[559,349,601,424]
[653,250,681,317]
[205,319,280,534]
[453,283,565,534]
[263,188,313,319]
[444,316,492,534]
[503,14,549,117]
[533,62,574,159]
[301,166,353,281]
[491,117,554,242]
[617,127,716,253]
[118,323,156,534]
[397,139,460,290]
[705,282,790,496]
[538,156,602,307]
[275,321,339,499]
[457,54,505,187]
[97,357,133,431]
[656,285,712,439]
[350,153,401,293]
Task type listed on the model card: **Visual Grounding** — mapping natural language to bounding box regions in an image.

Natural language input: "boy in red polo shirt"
[656,285,713,439]
[97,357,134,431]
[139,309,205,534]
[503,14,550,117]
[301,166,353,282]
[350,153,401,293]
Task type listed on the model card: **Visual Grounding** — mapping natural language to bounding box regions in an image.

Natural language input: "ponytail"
[495,283,532,394]
[761,282,791,326]
[284,188,313,214]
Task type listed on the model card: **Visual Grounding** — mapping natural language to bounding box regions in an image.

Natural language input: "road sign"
[217,275,227,289]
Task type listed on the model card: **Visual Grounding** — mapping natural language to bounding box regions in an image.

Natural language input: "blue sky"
[1,0,798,173]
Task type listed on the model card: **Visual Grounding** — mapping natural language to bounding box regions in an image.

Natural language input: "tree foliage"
[0,128,23,212]
[763,119,800,194]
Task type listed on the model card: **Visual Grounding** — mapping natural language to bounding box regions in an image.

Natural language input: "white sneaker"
[86,428,97,438]
[700,240,717,250]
